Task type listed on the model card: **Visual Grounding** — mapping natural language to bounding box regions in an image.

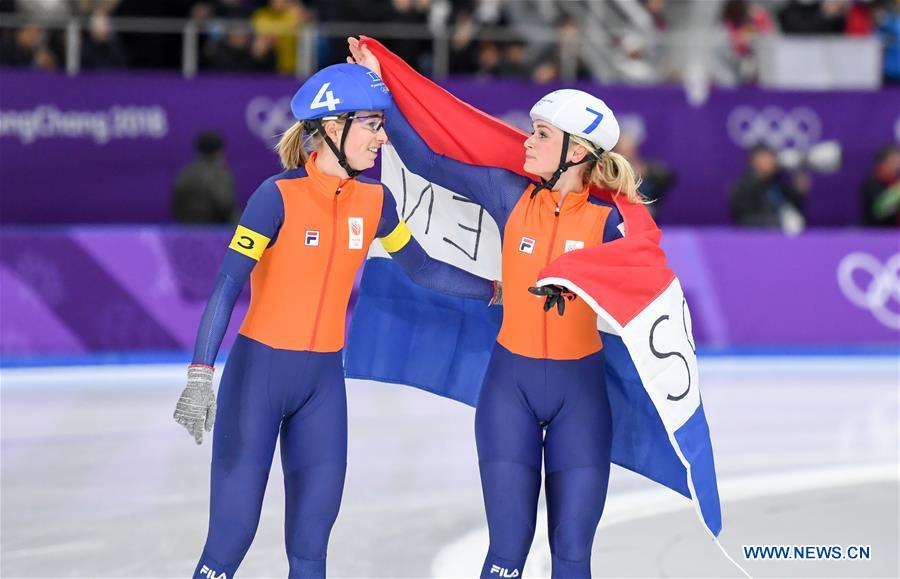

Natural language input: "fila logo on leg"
[489,565,519,578]
[305,230,320,246]
[200,565,228,579]
[519,236,535,254]
[348,217,363,249]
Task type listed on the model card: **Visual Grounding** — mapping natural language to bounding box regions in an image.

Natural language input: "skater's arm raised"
[348,37,528,230]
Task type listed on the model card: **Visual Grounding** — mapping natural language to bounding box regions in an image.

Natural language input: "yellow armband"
[228,225,270,261]
[378,220,412,253]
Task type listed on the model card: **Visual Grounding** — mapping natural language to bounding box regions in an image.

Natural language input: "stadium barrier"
[0,227,895,359]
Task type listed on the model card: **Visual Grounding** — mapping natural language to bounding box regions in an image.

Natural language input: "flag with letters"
[345,38,722,538]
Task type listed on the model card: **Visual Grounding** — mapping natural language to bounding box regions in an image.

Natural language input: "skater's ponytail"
[571,135,644,204]
[276,121,312,170]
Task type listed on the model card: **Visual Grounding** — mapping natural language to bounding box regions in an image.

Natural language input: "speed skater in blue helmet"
[290,63,393,177]
[175,59,499,579]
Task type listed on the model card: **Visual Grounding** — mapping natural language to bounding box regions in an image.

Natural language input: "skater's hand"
[173,365,216,445]
[528,284,577,316]
[347,36,381,78]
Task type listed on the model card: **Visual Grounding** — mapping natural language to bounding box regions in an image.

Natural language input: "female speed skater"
[172,63,500,579]
[348,38,643,579]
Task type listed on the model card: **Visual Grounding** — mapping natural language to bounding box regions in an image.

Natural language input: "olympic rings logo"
[727,106,822,151]
[245,96,294,144]
[837,252,900,330]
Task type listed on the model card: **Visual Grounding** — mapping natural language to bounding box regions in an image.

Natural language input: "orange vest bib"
[240,156,383,352]
[497,184,612,360]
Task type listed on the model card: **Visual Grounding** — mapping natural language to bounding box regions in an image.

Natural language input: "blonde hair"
[276,121,316,170]
[571,135,645,204]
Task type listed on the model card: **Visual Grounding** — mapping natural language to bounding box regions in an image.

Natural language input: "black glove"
[528,284,577,316]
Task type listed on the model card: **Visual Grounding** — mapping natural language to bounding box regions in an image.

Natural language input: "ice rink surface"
[2,355,898,579]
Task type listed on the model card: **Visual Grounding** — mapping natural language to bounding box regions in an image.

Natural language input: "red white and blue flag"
[345,38,723,543]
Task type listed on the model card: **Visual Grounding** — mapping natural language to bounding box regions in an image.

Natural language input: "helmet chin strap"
[308,117,361,178]
[530,132,601,198]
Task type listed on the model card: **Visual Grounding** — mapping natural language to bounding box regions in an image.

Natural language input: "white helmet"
[530,89,620,153]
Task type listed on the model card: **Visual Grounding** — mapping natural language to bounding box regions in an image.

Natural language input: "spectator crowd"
[1,0,899,85]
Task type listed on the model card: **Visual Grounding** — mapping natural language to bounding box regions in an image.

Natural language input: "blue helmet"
[291,63,392,120]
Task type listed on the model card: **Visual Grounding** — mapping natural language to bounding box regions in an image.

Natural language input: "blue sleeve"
[587,196,624,243]
[389,239,495,301]
[190,179,285,366]
[377,185,494,301]
[191,253,252,366]
[385,104,529,229]
[376,184,401,239]
[603,206,624,242]
[237,178,285,247]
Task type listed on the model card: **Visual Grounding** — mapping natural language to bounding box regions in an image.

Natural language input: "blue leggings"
[193,335,347,579]
[475,344,612,579]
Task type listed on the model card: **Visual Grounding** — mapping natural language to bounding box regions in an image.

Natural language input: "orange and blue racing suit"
[385,104,623,579]
[190,152,493,579]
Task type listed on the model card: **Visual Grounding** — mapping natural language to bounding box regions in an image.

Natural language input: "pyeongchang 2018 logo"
[837,252,900,330]
[0,105,168,144]
[246,96,294,145]
[727,106,822,150]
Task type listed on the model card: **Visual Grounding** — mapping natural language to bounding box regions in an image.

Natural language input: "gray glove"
[173,365,216,445]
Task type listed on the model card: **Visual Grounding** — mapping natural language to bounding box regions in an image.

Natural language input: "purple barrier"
[0,226,896,357]
[2,69,899,226]
[0,227,248,357]
[662,229,899,347]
